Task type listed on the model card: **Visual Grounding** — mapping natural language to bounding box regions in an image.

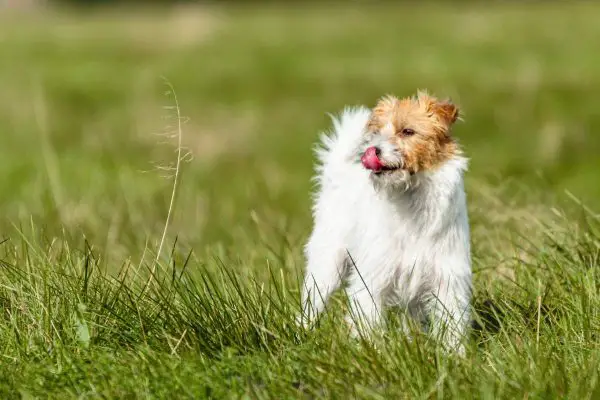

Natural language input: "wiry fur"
[299,92,472,353]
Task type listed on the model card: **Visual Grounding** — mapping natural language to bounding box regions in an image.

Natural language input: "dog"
[299,91,471,353]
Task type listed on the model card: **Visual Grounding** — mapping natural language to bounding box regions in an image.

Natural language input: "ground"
[0,2,599,399]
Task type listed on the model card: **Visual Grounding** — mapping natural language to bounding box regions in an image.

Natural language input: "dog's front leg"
[344,279,386,338]
[298,235,346,328]
[427,270,471,355]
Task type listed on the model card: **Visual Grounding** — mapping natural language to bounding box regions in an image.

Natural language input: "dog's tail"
[314,106,371,175]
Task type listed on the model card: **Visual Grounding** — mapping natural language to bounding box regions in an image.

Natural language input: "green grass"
[1,2,600,398]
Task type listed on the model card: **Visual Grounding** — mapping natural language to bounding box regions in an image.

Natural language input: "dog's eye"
[401,128,415,136]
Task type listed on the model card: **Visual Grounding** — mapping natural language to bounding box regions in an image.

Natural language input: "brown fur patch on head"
[366,90,461,173]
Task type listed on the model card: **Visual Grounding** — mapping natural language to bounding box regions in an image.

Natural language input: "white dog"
[299,91,472,353]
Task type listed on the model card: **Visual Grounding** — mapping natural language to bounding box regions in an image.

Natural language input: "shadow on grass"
[471,295,559,343]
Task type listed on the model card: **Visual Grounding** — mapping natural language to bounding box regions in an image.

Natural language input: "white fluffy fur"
[299,106,472,353]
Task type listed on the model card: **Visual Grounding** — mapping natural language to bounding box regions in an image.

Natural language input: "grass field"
[1,2,600,398]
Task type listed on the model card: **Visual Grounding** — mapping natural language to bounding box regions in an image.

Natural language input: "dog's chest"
[349,200,435,267]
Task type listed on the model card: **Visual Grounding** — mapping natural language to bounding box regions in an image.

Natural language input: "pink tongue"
[361,146,384,171]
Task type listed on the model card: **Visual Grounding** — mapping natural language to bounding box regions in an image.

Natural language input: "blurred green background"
[1,1,599,266]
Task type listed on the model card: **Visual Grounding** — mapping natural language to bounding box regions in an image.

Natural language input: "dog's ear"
[417,90,460,126]
[431,100,459,126]
[372,95,397,117]
[368,95,397,131]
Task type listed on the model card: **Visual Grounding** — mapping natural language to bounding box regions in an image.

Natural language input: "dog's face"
[360,91,461,190]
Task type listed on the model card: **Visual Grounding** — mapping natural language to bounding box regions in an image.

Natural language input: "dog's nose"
[373,146,381,156]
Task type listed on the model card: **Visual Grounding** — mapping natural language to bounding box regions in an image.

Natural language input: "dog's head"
[360,91,461,190]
